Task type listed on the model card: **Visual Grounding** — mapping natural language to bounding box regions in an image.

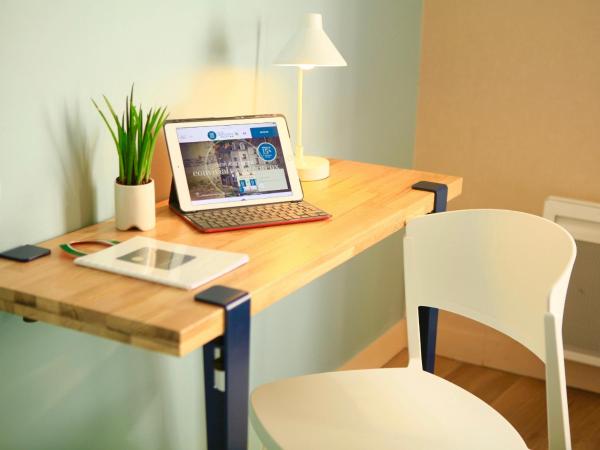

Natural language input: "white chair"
[250,209,576,450]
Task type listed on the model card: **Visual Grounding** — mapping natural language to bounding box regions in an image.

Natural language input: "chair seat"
[250,367,529,450]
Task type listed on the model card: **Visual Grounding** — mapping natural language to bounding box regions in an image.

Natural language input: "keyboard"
[179,201,330,232]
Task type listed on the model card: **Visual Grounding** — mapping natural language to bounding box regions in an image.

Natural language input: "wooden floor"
[385,351,600,450]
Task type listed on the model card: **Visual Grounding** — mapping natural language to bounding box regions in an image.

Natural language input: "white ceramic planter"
[114,179,156,231]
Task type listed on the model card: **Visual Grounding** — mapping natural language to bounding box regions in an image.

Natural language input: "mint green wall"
[0,1,422,448]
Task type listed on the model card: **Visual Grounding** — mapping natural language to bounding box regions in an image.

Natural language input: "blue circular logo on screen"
[207,131,217,140]
[257,143,277,161]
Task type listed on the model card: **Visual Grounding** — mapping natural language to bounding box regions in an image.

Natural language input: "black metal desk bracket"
[411,181,448,375]
[195,285,251,450]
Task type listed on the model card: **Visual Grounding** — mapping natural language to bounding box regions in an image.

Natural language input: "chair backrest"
[403,209,576,450]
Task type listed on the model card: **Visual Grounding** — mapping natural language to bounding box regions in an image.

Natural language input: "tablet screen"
[175,122,293,206]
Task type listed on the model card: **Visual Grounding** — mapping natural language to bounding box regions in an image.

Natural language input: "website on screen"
[177,123,293,205]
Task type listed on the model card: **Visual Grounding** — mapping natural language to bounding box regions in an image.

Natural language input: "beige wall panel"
[415,0,600,214]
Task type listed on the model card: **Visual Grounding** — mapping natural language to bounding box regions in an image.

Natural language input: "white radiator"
[544,196,600,367]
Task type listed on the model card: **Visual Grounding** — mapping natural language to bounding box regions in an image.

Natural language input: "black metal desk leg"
[196,285,251,450]
[411,181,448,374]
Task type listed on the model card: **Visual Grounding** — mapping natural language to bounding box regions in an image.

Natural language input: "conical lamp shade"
[274,13,347,67]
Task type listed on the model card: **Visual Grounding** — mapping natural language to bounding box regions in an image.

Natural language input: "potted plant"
[92,86,168,231]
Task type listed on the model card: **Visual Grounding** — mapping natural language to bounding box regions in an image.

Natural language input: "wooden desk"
[0,159,461,448]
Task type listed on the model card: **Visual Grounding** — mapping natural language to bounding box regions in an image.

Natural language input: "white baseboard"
[435,311,600,394]
[338,313,600,394]
[338,321,407,371]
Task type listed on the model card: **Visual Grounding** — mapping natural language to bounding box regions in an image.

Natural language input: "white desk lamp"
[275,13,347,181]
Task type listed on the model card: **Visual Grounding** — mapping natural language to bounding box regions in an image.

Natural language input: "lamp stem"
[296,66,304,164]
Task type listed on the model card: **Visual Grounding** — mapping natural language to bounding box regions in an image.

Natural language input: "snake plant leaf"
[93,85,168,185]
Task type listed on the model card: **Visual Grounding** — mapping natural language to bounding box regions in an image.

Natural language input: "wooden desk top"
[0,160,461,356]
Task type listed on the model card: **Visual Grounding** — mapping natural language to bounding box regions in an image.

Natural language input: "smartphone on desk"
[0,245,51,262]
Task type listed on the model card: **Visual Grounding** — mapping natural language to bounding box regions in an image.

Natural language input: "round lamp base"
[296,155,330,181]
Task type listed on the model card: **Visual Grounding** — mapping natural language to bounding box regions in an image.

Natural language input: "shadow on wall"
[0,313,180,450]
[206,16,231,65]
[39,15,268,219]
[152,16,296,202]
[45,102,98,232]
